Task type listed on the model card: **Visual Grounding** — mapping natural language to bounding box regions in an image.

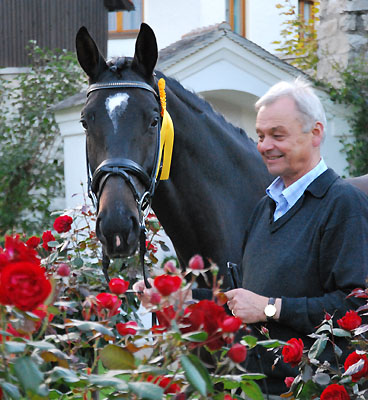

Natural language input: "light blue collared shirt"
[266,159,328,221]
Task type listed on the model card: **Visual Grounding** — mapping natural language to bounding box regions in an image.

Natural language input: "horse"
[75,23,272,289]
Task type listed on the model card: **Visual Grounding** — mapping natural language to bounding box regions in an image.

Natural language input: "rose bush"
[0,205,267,399]
[1,203,368,399]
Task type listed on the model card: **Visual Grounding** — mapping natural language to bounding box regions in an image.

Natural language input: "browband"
[87,81,158,97]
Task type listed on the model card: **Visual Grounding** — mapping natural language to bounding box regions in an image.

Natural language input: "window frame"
[227,0,246,38]
[108,1,144,38]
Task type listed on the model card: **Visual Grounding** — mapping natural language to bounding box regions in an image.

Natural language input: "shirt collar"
[266,158,328,207]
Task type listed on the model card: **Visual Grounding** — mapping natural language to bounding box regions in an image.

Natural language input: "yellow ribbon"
[156,78,174,180]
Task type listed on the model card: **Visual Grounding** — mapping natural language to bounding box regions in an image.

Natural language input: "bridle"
[84,80,173,287]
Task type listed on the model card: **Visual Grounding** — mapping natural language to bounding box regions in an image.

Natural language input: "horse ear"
[132,23,158,78]
[76,26,108,82]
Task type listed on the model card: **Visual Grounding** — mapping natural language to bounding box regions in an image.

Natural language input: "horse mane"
[155,71,251,140]
[105,57,251,140]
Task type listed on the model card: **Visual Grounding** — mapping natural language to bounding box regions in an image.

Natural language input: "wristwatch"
[264,297,277,320]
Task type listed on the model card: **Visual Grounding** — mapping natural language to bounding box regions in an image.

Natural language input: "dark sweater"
[242,169,368,395]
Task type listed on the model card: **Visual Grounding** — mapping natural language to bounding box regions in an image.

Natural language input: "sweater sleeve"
[280,213,368,334]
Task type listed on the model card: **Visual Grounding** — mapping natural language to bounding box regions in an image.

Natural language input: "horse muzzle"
[96,206,140,258]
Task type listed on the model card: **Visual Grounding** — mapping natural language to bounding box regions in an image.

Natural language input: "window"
[226,0,246,37]
[298,0,315,23]
[108,0,143,37]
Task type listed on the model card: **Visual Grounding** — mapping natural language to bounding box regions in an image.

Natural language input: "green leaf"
[1,382,21,399]
[257,339,285,348]
[312,372,330,386]
[100,344,135,370]
[187,353,214,393]
[50,367,80,383]
[180,355,207,396]
[181,331,208,342]
[5,341,26,353]
[27,340,56,350]
[332,328,352,337]
[14,356,48,397]
[308,335,328,360]
[89,374,129,391]
[241,335,258,348]
[128,382,164,400]
[66,320,114,337]
[240,380,264,400]
[73,257,84,267]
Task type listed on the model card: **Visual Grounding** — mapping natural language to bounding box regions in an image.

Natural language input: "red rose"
[224,396,236,400]
[116,321,138,336]
[147,375,180,394]
[53,215,73,233]
[26,236,41,249]
[228,343,247,363]
[109,278,129,295]
[154,274,182,296]
[320,384,350,400]
[0,262,52,311]
[220,316,242,333]
[57,263,71,277]
[282,338,304,367]
[42,230,56,251]
[95,293,122,317]
[344,351,368,382]
[284,377,295,388]
[181,300,228,350]
[188,254,204,270]
[2,235,40,266]
[337,310,362,331]
[156,305,176,328]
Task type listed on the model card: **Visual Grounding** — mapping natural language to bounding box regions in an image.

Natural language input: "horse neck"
[151,80,271,267]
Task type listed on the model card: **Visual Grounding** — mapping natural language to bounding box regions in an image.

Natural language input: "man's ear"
[312,121,324,147]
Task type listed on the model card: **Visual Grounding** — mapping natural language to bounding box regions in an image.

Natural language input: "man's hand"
[225,288,281,323]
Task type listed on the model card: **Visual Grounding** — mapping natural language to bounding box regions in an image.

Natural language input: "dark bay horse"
[76,23,272,289]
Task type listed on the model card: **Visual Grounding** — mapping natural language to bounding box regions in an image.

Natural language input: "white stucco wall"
[107,0,293,59]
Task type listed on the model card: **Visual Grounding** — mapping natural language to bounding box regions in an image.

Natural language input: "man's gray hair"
[255,77,327,133]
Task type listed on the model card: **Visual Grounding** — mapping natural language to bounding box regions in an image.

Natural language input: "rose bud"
[116,321,138,336]
[284,377,295,388]
[228,343,247,363]
[188,254,204,270]
[163,260,178,274]
[109,278,129,295]
[57,263,71,277]
[150,292,162,305]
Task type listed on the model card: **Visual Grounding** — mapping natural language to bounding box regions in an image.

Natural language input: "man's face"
[256,96,321,187]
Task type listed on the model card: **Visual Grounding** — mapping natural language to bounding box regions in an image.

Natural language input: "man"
[225,78,368,397]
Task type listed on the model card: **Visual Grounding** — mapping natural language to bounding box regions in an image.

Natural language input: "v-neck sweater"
[242,168,368,394]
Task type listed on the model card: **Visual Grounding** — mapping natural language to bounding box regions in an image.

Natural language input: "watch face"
[265,304,277,318]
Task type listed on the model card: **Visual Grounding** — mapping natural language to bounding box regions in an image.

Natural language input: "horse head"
[76,24,161,259]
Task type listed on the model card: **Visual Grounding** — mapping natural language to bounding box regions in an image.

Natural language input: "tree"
[0,42,85,236]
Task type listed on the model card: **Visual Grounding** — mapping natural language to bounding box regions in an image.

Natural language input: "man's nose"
[257,136,274,152]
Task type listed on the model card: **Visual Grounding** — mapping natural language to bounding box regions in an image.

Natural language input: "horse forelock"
[106,57,133,77]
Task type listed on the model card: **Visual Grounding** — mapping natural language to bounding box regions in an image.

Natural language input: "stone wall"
[317,0,368,85]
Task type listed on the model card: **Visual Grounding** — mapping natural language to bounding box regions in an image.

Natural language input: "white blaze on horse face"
[105,93,129,133]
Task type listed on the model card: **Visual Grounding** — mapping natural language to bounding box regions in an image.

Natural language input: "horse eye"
[80,119,88,130]
[151,118,159,128]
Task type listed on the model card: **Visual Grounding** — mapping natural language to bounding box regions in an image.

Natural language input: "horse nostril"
[115,234,122,248]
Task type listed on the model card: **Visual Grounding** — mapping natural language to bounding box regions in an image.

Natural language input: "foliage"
[0,203,267,399]
[0,41,85,237]
[2,204,368,399]
[272,0,320,74]
[325,60,368,176]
